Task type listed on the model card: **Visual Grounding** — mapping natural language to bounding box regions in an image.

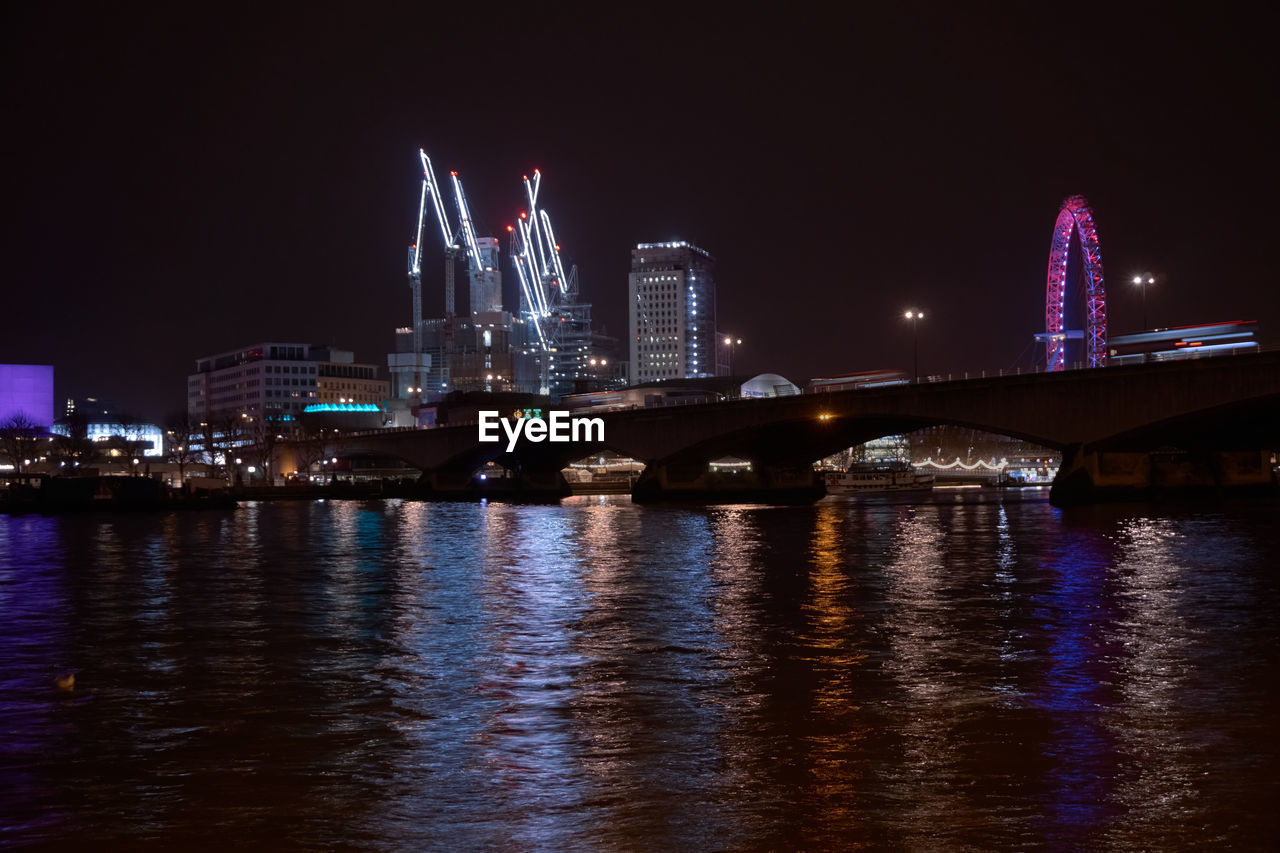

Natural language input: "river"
[2,491,1277,849]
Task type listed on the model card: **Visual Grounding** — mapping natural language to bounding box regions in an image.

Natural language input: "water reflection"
[1029,508,1123,847]
[2,495,1278,848]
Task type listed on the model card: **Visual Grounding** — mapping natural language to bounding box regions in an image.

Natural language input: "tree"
[114,413,149,476]
[291,426,326,483]
[249,412,290,484]
[50,410,98,470]
[199,419,223,479]
[219,412,250,484]
[164,412,201,486]
[0,413,44,482]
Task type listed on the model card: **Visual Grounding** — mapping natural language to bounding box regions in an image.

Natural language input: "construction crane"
[408,149,460,356]
[448,170,503,314]
[510,169,578,395]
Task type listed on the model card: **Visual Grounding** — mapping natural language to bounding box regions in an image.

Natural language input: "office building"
[188,342,386,423]
[309,347,389,407]
[628,241,717,385]
[188,342,317,423]
[388,327,435,399]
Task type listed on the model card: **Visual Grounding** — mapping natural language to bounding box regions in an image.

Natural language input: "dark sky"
[6,3,1277,420]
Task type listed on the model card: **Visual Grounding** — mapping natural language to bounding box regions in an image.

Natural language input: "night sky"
[6,3,1277,420]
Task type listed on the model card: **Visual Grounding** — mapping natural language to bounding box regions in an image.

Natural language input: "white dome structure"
[739,374,800,398]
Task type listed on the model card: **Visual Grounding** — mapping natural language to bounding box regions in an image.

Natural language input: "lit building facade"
[0,364,54,427]
[469,237,504,315]
[388,326,435,399]
[50,420,164,457]
[188,342,383,423]
[309,346,389,407]
[514,300,607,399]
[628,242,716,385]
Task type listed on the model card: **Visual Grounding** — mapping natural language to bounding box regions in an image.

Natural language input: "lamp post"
[904,310,924,382]
[1132,274,1155,330]
[723,336,742,375]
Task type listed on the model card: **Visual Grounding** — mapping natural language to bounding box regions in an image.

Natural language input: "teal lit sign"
[303,403,381,413]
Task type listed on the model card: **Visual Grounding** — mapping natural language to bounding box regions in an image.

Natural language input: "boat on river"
[824,461,935,495]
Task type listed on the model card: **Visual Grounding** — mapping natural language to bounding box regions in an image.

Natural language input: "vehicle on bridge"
[806,370,909,393]
[561,386,723,414]
[1107,321,1259,366]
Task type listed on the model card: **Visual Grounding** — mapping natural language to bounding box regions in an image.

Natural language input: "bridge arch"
[1045,195,1107,371]
[638,412,1064,473]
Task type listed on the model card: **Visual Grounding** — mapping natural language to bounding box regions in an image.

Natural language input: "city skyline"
[6,5,1277,419]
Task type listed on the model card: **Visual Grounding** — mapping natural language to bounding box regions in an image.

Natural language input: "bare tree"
[199,419,222,478]
[164,412,201,486]
[249,412,289,484]
[113,414,150,476]
[219,413,250,484]
[50,410,98,470]
[0,413,44,482]
[291,426,326,483]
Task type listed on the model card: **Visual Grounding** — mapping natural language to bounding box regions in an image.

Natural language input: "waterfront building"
[188,342,317,423]
[0,364,54,427]
[50,418,164,457]
[188,342,386,423]
[628,241,717,384]
[309,346,389,407]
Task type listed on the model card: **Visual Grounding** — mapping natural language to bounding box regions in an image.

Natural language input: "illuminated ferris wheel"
[1044,195,1108,371]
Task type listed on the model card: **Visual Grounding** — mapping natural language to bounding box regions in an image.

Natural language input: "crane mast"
[408,174,429,355]
[510,169,578,395]
[420,150,459,318]
[410,150,463,353]
[449,171,503,314]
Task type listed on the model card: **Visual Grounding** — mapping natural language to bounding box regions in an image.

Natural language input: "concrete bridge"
[323,351,1280,505]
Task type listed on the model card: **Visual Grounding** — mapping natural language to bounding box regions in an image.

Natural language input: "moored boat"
[824,461,934,494]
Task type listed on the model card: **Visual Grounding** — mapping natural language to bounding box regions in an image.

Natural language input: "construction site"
[387,150,624,426]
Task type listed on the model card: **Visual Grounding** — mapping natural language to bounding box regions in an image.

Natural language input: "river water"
[2,491,1277,849]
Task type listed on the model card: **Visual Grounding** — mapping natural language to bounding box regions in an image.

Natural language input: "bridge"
[318,351,1280,505]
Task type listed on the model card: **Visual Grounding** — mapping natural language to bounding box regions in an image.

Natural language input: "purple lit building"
[0,364,54,427]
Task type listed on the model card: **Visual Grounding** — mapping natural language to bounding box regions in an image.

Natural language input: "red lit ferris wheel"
[1044,195,1108,371]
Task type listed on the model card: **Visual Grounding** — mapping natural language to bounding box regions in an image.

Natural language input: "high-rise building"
[513,298,599,399]
[447,310,516,393]
[469,237,504,315]
[628,241,716,385]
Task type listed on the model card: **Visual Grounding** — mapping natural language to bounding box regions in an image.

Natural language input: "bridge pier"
[1050,445,1274,506]
[631,460,825,504]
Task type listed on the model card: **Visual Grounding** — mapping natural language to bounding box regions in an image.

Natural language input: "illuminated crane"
[408,149,459,354]
[409,150,505,336]
[448,170,503,315]
[510,169,579,395]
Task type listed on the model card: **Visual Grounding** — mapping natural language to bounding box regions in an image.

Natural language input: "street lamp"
[904,310,925,382]
[1132,274,1155,330]
[723,336,743,375]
